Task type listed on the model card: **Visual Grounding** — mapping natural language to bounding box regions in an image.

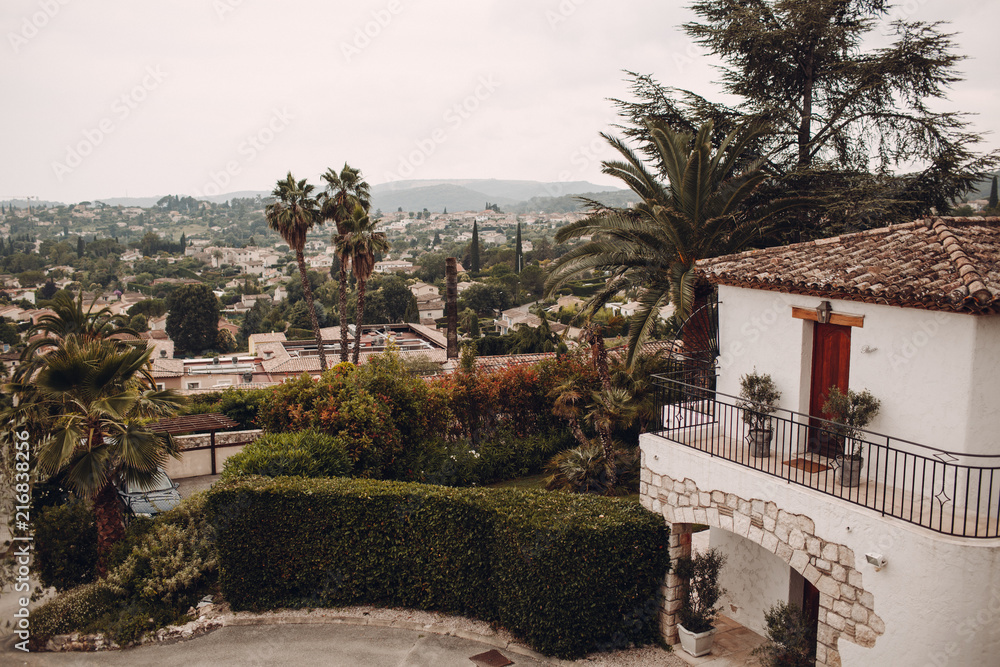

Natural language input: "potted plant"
[823,387,881,487]
[736,370,781,457]
[751,601,814,666]
[675,548,727,657]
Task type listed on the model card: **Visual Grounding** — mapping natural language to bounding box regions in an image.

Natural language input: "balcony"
[649,373,1000,539]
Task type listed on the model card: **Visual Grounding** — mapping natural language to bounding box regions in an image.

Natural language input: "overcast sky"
[3,0,998,204]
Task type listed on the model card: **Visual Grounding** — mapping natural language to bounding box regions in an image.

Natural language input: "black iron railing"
[650,374,1000,539]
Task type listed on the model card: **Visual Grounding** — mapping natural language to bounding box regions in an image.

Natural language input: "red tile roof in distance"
[698,217,1000,314]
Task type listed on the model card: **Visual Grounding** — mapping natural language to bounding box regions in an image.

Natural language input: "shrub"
[207,476,670,659]
[182,387,271,429]
[221,430,352,481]
[752,601,814,667]
[31,493,217,647]
[34,501,99,592]
[31,580,123,648]
[544,444,640,496]
[421,429,574,487]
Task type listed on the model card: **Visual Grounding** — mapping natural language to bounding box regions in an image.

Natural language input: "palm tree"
[320,164,372,363]
[4,337,184,573]
[17,290,140,381]
[546,119,800,367]
[334,205,389,364]
[549,376,591,449]
[265,172,327,371]
[28,290,136,344]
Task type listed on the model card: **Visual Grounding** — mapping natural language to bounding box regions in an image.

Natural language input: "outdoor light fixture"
[865,553,887,570]
[817,300,833,324]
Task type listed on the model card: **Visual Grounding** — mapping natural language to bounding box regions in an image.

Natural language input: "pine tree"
[988,176,999,211]
[470,221,481,272]
[515,222,523,274]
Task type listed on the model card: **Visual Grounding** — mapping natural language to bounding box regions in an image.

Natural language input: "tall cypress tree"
[515,222,523,273]
[988,176,999,211]
[470,221,481,273]
[77,236,85,257]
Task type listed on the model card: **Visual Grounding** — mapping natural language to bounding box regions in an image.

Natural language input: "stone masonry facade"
[641,470,885,667]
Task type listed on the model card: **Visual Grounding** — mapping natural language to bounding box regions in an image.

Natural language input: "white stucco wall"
[710,527,793,636]
[643,434,1000,667]
[715,285,1000,456]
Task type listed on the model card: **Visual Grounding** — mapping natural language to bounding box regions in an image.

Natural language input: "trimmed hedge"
[207,476,670,658]
[221,431,352,481]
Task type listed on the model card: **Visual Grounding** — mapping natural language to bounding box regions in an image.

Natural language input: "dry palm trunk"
[338,260,350,363]
[297,249,328,371]
[353,277,367,364]
[585,324,617,489]
[93,482,125,577]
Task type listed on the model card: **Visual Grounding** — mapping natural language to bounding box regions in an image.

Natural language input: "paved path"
[3,623,553,667]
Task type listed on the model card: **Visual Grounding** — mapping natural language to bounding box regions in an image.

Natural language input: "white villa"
[641,217,1000,666]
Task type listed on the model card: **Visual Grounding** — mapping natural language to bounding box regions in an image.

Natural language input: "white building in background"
[642,217,1000,666]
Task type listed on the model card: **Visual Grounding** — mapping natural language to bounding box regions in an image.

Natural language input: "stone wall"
[642,470,885,667]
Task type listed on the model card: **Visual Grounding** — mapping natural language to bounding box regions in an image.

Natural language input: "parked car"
[117,469,182,518]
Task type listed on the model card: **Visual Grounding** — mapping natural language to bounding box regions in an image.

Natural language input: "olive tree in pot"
[823,387,881,487]
[736,370,781,458]
[751,601,814,667]
[675,548,727,657]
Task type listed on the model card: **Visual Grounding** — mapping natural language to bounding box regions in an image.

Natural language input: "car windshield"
[126,471,174,494]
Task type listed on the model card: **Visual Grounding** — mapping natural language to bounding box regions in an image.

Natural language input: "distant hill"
[508,190,641,214]
[0,198,64,209]
[965,172,999,201]
[94,191,270,208]
[373,184,519,213]
[23,179,624,214]
[370,178,622,213]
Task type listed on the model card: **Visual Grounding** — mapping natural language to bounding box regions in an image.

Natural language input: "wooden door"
[808,323,851,457]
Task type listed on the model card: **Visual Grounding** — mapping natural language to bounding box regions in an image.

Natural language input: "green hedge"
[221,431,352,481]
[207,476,669,658]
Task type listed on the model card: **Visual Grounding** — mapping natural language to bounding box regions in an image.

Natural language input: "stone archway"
[644,473,885,667]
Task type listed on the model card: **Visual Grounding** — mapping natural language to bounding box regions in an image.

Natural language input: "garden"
[23,343,677,657]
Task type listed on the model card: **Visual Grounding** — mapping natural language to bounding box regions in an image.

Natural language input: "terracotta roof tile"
[698,217,1000,313]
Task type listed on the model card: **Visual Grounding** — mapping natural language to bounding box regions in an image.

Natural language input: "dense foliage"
[207,476,670,658]
[32,493,217,648]
[166,283,221,354]
[614,1,999,238]
[34,501,99,592]
[221,431,352,481]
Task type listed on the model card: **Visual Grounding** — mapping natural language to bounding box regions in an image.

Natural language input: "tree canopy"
[614,0,998,239]
[166,284,220,354]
